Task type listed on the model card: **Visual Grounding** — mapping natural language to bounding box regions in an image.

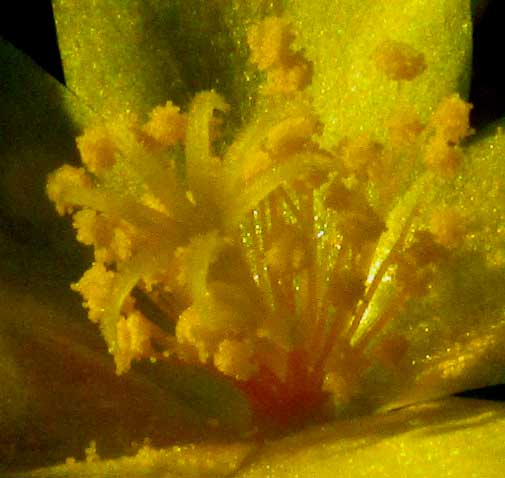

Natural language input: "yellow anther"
[406,230,447,267]
[213,339,257,381]
[327,269,365,314]
[265,115,320,156]
[265,59,312,96]
[247,16,293,71]
[109,226,134,262]
[395,259,433,298]
[324,179,354,210]
[143,100,187,147]
[430,208,466,248]
[387,109,425,149]
[175,283,257,370]
[374,39,427,81]
[77,125,117,175]
[72,208,112,248]
[248,17,312,95]
[46,165,93,215]
[339,135,384,177]
[72,209,135,263]
[424,134,463,178]
[176,305,224,364]
[84,441,100,464]
[71,262,115,323]
[430,94,473,144]
[395,231,447,297]
[423,95,470,178]
[176,283,258,376]
[325,177,385,246]
[115,310,155,375]
[342,209,385,246]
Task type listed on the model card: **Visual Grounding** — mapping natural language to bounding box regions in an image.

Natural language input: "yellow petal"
[52,0,185,118]
[361,125,505,409]
[238,398,505,478]
[286,0,472,147]
[9,398,505,477]
[52,0,280,120]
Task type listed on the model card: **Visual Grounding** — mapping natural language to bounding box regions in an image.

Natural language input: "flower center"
[47,16,472,432]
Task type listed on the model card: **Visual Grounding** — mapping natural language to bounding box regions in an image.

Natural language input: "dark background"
[1,0,505,401]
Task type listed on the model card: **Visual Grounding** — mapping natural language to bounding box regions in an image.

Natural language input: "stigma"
[47,16,472,430]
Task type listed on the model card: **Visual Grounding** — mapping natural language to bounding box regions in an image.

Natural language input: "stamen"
[115,310,157,374]
[429,94,473,144]
[143,100,187,147]
[77,125,117,175]
[430,208,466,248]
[424,135,463,178]
[247,16,312,95]
[346,205,418,339]
[374,39,427,82]
[47,14,470,430]
[247,16,294,71]
[387,109,425,149]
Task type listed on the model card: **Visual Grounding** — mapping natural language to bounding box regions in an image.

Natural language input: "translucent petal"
[10,398,505,477]
[286,0,472,147]
[52,0,279,120]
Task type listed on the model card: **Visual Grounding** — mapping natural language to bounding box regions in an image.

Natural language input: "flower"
[2,0,505,476]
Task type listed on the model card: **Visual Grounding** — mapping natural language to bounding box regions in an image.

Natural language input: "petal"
[52,0,278,120]
[52,0,185,117]
[0,41,251,467]
[286,0,472,147]
[0,235,251,470]
[10,398,505,477]
[0,238,206,471]
[238,398,505,478]
[366,125,505,409]
[0,38,90,257]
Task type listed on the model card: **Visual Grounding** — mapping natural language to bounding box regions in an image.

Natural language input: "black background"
[1,0,505,401]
